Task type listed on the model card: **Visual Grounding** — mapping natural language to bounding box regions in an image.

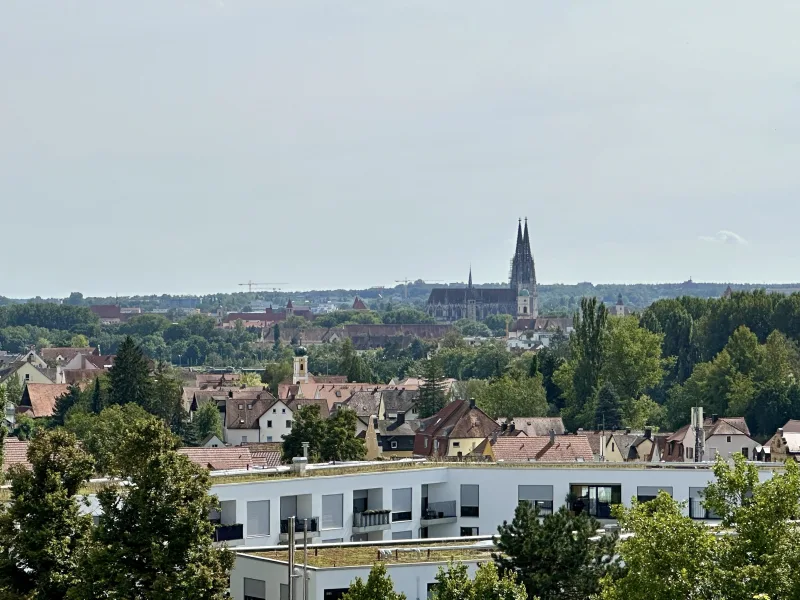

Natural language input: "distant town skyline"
[3,1,800,297]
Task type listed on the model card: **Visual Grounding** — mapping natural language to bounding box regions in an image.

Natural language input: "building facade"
[427,219,538,322]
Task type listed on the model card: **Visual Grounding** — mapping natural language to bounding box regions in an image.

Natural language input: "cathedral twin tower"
[427,219,538,322]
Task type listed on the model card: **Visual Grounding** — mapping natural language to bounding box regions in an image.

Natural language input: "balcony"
[213,523,244,543]
[279,517,320,542]
[420,501,458,526]
[353,509,391,534]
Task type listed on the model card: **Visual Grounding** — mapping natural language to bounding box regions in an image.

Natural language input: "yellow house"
[0,360,59,388]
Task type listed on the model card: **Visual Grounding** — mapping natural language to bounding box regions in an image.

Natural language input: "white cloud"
[699,230,749,245]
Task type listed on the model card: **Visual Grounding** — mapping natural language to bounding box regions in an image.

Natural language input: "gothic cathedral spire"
[510,217,536,294]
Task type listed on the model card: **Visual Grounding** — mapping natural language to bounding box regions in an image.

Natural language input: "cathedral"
[427,219,538,322]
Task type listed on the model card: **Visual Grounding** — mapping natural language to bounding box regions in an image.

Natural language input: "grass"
[211,461,442,486]
[250,542,495,568]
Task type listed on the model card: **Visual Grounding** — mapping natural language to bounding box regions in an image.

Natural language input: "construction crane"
[394,278,443,298]
[238,281,288,293]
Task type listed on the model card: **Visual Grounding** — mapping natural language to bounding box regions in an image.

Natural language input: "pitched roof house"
[664,414,758,462]
[40,347,98,365]
[413,399,500,458]
[496,417,566,437]
[17,383,72,418]
[2,437,30,472]
[767,420,800,461]
[474,433,594,463]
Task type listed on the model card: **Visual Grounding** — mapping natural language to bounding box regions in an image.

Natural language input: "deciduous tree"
[341,562,406,600]
[320,408,366,462]
[191,401,224,444]
[282,404,326,462]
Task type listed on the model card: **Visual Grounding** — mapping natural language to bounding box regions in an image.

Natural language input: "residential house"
[218,301,313,330]
[342,391,386,422]
[472,432,594,463]
[196,373,242,388]
[224,397,294,446]
[507,317,573,349]
[17,383,71,418]
[496,417,565,437]
[287,397,331,420]
[201,434,225,448]
[766,420,800,461]
[60,352,115,371]
[413,399,500,458]
[0,359,62,388]
[381,389,420,422]
[178,447,254,471]
[90,305,124,324]
[40,347,98,366]
[664,414,758,462]
[376,415,419,457]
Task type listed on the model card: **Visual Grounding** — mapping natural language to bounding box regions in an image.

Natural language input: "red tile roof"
[177,447,254,471]
[488,435,594,462]
[2,437,30,472]
[18,383,71,418]
[413,400,499,457]
[352,297,368,310]
[251,451,282,467]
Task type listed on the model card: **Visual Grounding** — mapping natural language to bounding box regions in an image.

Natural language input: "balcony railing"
[353,510,391,529]
[280,517,320,534]
[213,523,244,542]
[421,501,457,525]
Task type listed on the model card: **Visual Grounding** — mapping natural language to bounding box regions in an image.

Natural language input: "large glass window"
[461,484,479,517]
[246,500,270,537]
[322,494,343,530]
[518,485,554,515]
[636,486,673,503]
[570,485,621,518]
[689,487,721,520]
[392,530,413,540]
[392,488,412,522]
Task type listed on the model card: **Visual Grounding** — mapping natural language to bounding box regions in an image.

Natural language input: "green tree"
[190,401,224,444]
[150,362,186,432]
[320,408,366,462]
[418,357,447,418]
[74,417,234,600]
[430,561,528,600]
[108,336,153,408]
[12,414,42,441]
[339,338,372,382]
[595,382,622,430]
[341,562,407,600]
[454,319,493,338]
[600,493,722,600]
[0,430,94,599]
[475,375,548,419]
[382,307,434,325]
[262,361,293,396]
[52,384,82,428]
[4,374,23,405]
[90,375,106,414]
[69,333,89,348]
[282,404,326,462]
[494,501,619,600]
[484,314,515,337]
[239,371,262,387]
[272,323,281,351]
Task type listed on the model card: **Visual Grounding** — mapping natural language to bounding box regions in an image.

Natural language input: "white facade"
[230,548,485,600]
[208,463,779,548]
[706,433,760,461]
[257,401,294,443]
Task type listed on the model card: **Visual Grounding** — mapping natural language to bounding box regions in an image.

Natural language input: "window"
[247,404,253,410]
[569,484,622,519]
[266,436,273,442]
[742,447,749,459]
[636,486,673,503]
[24,373,30,381]
[282,408,287,414]
[267,420,272,428]
[273,408,277,413]
[611,442,615,452]
[460,527,479,536]
[461,484,479,517]
[727,436,732,443]
[321,494,343,530]
[246,500,270,537]
[689,487,721,520]
[518,485,554,515]
[452,441,460,448]
[241,435,248,443]
[392,530,413,540]
[687,447,694,459]
[323,538,343,543]
[238,404,244,409]
[280,584,290,600]
[244,578,266,600]
[424,438,429,448]
[392,488,412,522]
[286,420,292,428]
[391,441,398,449]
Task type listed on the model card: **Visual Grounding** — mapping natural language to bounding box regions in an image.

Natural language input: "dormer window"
[238,404,244,410]
[247,404,252,410]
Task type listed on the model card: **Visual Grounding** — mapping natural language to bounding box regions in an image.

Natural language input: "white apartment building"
[207,461,779,548]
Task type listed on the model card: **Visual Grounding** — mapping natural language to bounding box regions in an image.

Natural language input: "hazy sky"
[2,1,799,297]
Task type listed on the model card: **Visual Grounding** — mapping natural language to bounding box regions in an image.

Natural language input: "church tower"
[466,266,477,321]
[510,218,538,317]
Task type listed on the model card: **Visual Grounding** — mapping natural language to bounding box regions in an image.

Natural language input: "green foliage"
[418,357,447,418]
[483,314,515,337]
[4,374,23,406]
[108,336,153,408]
[595,382,622,430]
[342,562,407,600]
[12,414,42,441]
[474,374,548,420]
[150,362,187,432]
[285,315,312,329]
[52,384,82,428]
[382,307,434,325]
[191,401,224,445]
[430,561,528,600]
[320,408,366,461]
[69,333,89,348]
[494,501,619,600]
[0,430,95,599]
[282,404,326,462]
[339,339,372,383]
[262,361,293,396]
[239,371,262,387]
[454,319,493,338]
[73,417,234,600]
[314,310,383,328]
[601,493,722,600]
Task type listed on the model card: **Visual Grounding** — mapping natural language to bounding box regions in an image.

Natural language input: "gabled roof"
[352,296,368,310]
[90,305,122,320]
[18,383,71,418]
[483,435,594,463]
[286,397,330,419]
[82,354,115,369]
[40,347,97,363]
[414,400,499,456]
[2,437,30,472]
[343,391,383,418]
[497,417,565,437]
[705,416,750,437]
[225,397,276,430]
[178,447,253,471]
[377,419,420,437]
[381,389,420,414]
[251,451,282,467]
[196,373,241,387]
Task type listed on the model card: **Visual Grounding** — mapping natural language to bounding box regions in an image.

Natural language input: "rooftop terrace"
[247,539,497,568]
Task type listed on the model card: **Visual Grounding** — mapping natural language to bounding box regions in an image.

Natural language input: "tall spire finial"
[468,265,473,289]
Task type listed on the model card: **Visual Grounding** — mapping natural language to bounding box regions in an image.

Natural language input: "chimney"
[501,422,508,432]
[779,427,785,435]
[644,428,652,439]
[549,429,556,444]
[509,422,515,433]
[468,397,476,409]
[396,411,405,426]
[712,414,719,423]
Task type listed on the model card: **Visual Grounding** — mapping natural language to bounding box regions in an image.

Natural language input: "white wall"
[209,464,778,547]
[224,428,260,446]
[706,434,760,461]
[258,401,293,443]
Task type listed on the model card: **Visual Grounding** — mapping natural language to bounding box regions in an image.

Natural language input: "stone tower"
[510,218,538,317]
[466,266,477,321]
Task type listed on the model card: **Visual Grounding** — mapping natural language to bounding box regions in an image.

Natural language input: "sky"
[2,0,800,297]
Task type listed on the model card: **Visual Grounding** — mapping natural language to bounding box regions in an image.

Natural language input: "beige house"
[413,399,500,458]
[767,420,800,461]
[0,360,61,388]
[664,414,758,462]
